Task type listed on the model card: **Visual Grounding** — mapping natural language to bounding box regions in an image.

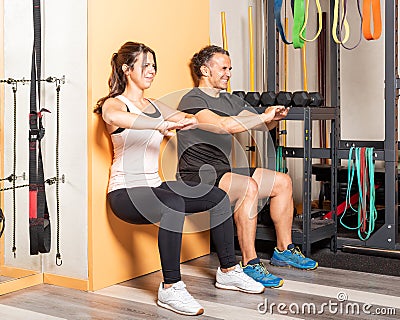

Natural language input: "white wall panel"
[340,2,385,141]
[3,0,88,279]
[209,0,253,92]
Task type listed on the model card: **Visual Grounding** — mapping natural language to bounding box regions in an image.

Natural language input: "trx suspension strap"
[362,0,382,41]
[29,0,51,255]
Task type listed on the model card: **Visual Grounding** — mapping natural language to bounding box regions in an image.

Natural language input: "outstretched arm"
[194,105,287,134]
[150,98,198,130]
[102,98,190,136]
[240,106,289,131]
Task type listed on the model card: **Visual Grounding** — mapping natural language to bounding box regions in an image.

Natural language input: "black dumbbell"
[291,91,311,107]
[260,91,276,107]
[245,91,261,107]
[292,91,324,107]
[276,91,293,108]
[309,92,324,107]
[232,91,246,100]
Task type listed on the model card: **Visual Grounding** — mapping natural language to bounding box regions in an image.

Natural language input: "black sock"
[245,257,260,266]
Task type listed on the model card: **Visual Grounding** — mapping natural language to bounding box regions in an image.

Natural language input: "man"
[176,45,318,289]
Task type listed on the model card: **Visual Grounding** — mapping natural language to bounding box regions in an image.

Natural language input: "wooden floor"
[0,276,12,282]
[0,253,399,319]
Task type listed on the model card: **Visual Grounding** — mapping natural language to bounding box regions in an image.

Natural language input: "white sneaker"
[215,264,265,294]
[157,281,204,316]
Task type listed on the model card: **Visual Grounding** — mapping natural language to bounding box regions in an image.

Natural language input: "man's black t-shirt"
[176,87,249,184]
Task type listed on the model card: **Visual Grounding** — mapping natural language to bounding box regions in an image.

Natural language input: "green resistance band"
[293,0,306,48]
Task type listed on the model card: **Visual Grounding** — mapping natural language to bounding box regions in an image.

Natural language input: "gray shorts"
[177,167,257,187]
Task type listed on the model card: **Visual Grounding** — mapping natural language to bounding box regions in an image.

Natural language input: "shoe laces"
[289,245,305,258]
[233,265,252,280]
[255,262,270,275]
[287,246,313,265]
[170,282,196,302]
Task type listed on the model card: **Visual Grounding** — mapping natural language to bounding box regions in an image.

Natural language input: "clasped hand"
[158,117,198,136]
[263,105,289,122]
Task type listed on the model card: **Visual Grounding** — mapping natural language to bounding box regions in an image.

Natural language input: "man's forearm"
[219,113,270,134]
[251,119,278,131]
[267,120,279,130]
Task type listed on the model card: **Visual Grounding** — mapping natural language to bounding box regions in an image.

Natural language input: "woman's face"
[126,52,156,90]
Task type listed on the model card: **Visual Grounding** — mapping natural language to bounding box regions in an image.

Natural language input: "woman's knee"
[208,186,232,213]
[159,194,186,214]
[157,195,186,233]
[208,186,233,229]
[209,186,229,204]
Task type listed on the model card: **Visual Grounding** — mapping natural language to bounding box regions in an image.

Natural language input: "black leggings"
[107,181,236,284]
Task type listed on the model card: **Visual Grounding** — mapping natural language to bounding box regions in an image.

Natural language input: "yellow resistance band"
[299,0,323,42]
[332,0,350,44]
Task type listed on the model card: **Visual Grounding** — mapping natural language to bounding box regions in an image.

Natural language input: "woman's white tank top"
[107,95,164,193]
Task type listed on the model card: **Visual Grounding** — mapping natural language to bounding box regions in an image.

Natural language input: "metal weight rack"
[260,0,399,256]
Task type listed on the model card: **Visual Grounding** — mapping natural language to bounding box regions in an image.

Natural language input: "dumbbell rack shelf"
[255,106,339,256]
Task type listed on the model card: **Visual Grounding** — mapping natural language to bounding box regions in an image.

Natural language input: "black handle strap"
[29,0,51,255]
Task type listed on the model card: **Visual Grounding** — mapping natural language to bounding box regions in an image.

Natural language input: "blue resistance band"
[274,0,293,45]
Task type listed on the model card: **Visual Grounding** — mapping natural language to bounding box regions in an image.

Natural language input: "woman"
[95,42,264,316]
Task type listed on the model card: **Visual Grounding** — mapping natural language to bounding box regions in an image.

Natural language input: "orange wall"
[88,0,210,291]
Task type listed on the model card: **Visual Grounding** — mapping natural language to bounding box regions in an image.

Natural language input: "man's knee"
[219,173,259,201]
[275,172,293,193]
[243,177,259,198]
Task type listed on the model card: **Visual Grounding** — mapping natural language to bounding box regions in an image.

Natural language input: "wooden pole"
[248,6,257,167]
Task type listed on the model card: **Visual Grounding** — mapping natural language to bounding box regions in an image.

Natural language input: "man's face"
[204,53,232,90]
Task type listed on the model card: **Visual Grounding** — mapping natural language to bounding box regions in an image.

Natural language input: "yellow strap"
[221,12,231,93]
[332,0,350,44]
[248,6,255,91]
[299,0,323,42]
[302,44,308,91]
[221,12,236,168]
[248,6,256,168]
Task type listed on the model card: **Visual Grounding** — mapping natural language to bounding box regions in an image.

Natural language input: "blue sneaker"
[270,244,318,270]
[241,261,284,288]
